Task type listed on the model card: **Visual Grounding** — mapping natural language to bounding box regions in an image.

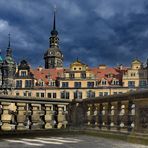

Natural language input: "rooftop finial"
[8,33,10,48]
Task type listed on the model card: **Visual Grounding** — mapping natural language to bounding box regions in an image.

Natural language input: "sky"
[0,0,148,68]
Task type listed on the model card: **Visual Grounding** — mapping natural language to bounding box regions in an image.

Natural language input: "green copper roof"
[0,56,3,63]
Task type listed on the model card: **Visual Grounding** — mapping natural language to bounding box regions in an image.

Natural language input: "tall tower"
[44,9,63,69]
[2,34,16,94]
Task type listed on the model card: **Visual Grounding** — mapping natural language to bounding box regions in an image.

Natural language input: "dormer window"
[21,71,27,76]
[101,80,107,85]
[112,80,119,85]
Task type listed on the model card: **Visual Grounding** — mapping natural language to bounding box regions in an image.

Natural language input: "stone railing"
[69,90,148,133]
[0,95,71,131]
[0,90,148,134]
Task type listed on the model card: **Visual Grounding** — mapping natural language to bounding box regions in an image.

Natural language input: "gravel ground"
[0,135,148,148]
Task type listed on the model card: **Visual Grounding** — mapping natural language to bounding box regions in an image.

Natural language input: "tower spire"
[53,5,56,31]
[51,6,58,36]
[8,33,10,48]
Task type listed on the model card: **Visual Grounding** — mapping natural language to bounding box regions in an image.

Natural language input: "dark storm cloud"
[0,0,148,68]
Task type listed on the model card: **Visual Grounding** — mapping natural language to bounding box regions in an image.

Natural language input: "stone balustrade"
[0,90,148,133]
[69,90,148,133]
[0,95,70,131]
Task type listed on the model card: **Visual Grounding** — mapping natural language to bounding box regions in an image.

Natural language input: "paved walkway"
[0,135,148,148]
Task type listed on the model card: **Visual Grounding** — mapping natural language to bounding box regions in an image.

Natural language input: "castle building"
[0,11,148,98]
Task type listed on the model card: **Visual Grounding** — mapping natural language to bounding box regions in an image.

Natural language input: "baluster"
[45,104,54,129]
[127,100,134,132]
[94,104,99,128]
[121,102,127,131]
[39,104,45,129]
[25,103,32,129]
[57,105,66,128]
[63,105,68,128]
[9,103,17,130]
[87,104,91,126]
[102,103,106,129]
[107,102,111,130]
[90,104,95,128]
[1,102,12,131]
[110,103,115,130]
[116,101,121,131]
[31,104,40,130]
[98,103,103,129]
[17,103,27,130]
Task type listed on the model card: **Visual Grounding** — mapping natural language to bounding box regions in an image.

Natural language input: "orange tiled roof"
[30,68,64,83]
[89,67,127,83]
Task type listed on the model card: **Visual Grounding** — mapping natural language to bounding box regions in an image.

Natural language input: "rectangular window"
[62,82,69,88]
[139,80,147,87]
[41,93,44,98]
[21,71,27,77]
[113,92,117,95]
[25,80,32,88]
[36,92,39,97]
[61,91,69,99]
[113,81,119,85]
[128,81,135,87]
[99,92,103,96]
[69,73,75,79]
[53,93,56,98]
[104,92,108,96]
[16,80,22,88]
[102,80,106,85]
[81,73,86,79]
[23,92,27,96]
[28,92,31,97]
[87,82,94,88]
[48,93,51,98]
[74,91,82,99]
[87,91,95,98]
[74,82,81,88]
[16,92,19,96]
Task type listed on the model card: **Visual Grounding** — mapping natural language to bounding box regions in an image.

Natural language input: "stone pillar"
[17,103,27,130]
[31,104,40,130]
[45,104,53,129]
[1,102,12,131]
